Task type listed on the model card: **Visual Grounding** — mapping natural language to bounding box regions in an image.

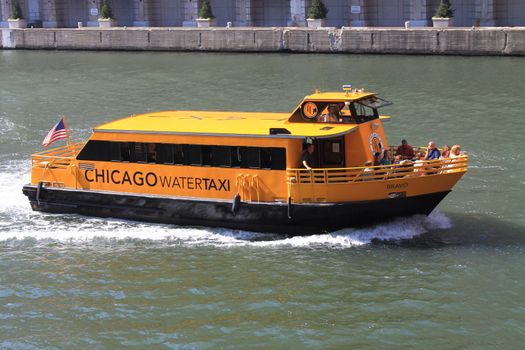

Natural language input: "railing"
[31,142,84,170]
[287,155,468,184]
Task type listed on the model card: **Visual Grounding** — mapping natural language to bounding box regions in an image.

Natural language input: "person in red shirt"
[396,139,415,160]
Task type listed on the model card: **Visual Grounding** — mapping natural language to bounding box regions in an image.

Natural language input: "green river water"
[0,51,524,349]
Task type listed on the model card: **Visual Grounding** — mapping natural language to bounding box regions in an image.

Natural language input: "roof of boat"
[94,110,358,139]
[302,91,376,101]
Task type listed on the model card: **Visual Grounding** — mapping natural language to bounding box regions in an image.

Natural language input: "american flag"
[42,118,68,147]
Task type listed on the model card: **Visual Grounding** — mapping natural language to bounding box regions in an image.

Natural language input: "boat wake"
[0,163,452,248]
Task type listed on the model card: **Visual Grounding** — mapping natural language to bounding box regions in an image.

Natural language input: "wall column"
[475,0,495,26]
[234,0,252,26]
[349,0,367,27]
[289,0,306,26]
[133,0,154,26]
[182,0,199,27]
[0,0,11,28]
[407,0,430,27]
[86,0,101,27]
[41,0,59,28]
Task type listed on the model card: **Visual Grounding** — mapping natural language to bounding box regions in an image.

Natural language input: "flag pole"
[61,115,74,151]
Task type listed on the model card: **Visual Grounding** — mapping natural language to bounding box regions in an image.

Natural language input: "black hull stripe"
[22,185,450,235]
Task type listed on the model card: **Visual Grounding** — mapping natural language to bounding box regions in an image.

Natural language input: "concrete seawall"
[1,27,525,56]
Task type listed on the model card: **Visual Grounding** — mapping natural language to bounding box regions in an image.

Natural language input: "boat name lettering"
[84,169,230,191]
[386,183,408,190]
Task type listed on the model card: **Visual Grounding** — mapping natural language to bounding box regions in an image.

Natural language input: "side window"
[186,145,202,166]
[76,140,111,161]
[270,148,286,170]
[110,142,121,161]
[202,146,213,166]
[157,143,174,164]
[135,143,148,163]
[173,144,185,165]
[147,143,157,163]
[246,147,261,169]
[120,142,131,162]
[213,146,232,167]
[231,146,246,168]
[260,148,272,169]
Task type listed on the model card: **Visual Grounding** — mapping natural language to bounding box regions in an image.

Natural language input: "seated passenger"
[425,141,441,160]
[381,149,392,165]
[449,144,463,158]
[319,105,340,123]
[373,152,382,166]
[440,145,451,159]
[396,139,415,160]
[362,161,374,180]
[393,155,403,164]
[413,152,428,176]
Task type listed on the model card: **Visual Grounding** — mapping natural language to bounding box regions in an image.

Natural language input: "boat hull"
[22,185,450,235]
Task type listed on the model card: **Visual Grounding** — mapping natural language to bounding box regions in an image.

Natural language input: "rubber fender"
[36,181,44,204]
[287,196,292,219]
[232,193,241,216]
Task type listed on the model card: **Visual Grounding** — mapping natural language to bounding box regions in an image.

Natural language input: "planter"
[8,19,27,29]
[307,18,326,29]
[98,18,117,28]
[432,17,452,28]
[196,18,216,28]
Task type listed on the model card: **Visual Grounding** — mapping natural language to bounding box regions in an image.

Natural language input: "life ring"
[369,132,384,156]
[301,102,319,120]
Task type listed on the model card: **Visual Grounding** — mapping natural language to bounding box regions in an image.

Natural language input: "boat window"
[110,142,121,161]
[120,143,131,162]
[270,148,286,170]
[147,144,157,163]
[202,146,213,166]
[77,141,286,170]
[186,145,202,166]
[156,143,173,164]
[213,146,231,167]
[247,147,261,169]
[135,143,148,163]
[77,140,111,161]
[231,146,246,168]
[173,144,185,165]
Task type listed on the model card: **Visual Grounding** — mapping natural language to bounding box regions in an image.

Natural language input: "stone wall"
[1,27,524,55]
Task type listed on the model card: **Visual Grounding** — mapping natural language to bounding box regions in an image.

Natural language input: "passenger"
[362,161,374,181]
[319,105,340,123]
[449,144,462,158]
[373,152,382,166]
[395,139,415,160]
[413,152,428,176]
[301,143,316,170]
[393,155,403,164]
[395,158,413,178]
[425,141,441,160]
[440,145,451,159]
[381,149,392,165]
[445,144,464,173]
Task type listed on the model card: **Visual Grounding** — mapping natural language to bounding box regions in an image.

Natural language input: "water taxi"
[22,86,468,235]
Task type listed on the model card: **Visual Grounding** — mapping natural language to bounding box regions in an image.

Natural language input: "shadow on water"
[386,212,525,248]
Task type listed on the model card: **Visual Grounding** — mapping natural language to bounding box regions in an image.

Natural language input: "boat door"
[317,137,345,168]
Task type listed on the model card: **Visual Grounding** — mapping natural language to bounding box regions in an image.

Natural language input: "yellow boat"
[22,86,468,234]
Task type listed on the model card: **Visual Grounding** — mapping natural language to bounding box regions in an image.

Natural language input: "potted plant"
[98,0,117,28]
[8,0,27,29]
[307,0,328,28]
[432,0,454,28]
[196,0,216,28]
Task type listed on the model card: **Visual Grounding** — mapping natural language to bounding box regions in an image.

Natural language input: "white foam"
[0,163,453,248]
